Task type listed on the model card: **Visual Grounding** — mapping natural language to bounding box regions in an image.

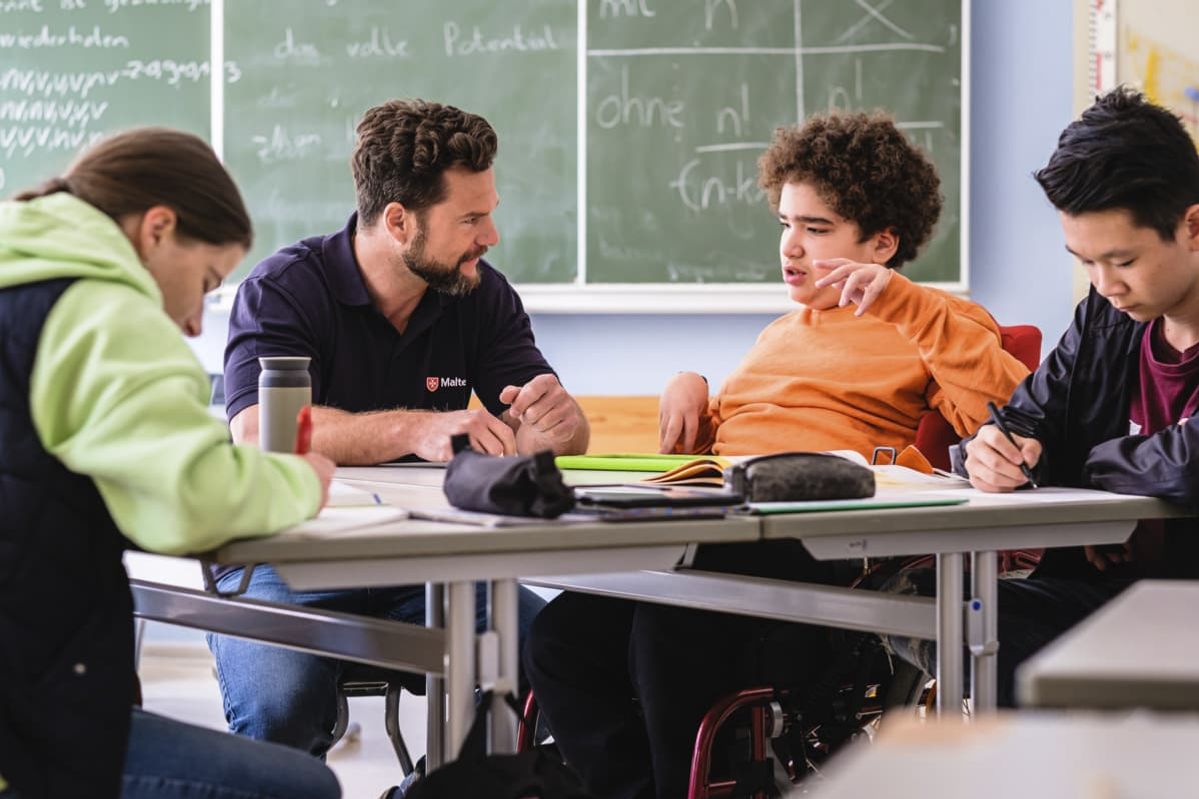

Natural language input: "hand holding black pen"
[984,401,1039,489]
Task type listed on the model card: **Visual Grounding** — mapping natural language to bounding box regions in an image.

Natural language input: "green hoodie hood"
[0,192,160,302]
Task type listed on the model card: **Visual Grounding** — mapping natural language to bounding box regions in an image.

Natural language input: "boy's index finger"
[813,260,853,286]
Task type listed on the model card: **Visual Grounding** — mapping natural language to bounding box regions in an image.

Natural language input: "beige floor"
[138,642,425,799]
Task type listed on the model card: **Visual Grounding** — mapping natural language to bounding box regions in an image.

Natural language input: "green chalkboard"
[586,0,963,285]
[223,0,577,284]
[1,1,964,294]
[0,1,210,201]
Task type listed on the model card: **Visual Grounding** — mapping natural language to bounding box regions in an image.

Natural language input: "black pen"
[986,401,1038,488]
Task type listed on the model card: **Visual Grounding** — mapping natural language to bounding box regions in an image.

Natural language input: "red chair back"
[913,324,1042,471]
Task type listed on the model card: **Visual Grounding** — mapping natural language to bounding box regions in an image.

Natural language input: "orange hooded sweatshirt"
[702,273,1030,458]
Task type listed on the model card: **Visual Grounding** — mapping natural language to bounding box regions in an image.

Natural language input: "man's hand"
[300,451,336,510]
[499,374,584,447]
[410,408,516,461]
[659,372,710,454]
[813,259,894,316]
[963,424,1043,492]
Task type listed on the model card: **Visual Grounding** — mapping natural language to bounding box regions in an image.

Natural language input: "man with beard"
[224,98,588,463]
[210,99,586,772]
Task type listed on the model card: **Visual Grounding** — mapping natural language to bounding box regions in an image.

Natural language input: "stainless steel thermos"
[258,356,312,453]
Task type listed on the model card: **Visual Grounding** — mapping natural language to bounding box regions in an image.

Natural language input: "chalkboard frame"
[203,0,969,314]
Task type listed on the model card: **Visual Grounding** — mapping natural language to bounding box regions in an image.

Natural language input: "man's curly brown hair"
[757,111,942,269]
[351,99,498,226]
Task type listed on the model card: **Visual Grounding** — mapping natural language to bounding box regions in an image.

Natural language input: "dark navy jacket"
[955,287,1199,580]
[0,278,134,798]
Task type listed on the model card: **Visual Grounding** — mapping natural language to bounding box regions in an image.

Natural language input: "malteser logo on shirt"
[426,376,468,392]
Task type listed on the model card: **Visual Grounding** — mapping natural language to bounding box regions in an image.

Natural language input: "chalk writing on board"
[668,157,762,213]
[251,125,323,164]
[345,27,408,59]
[442,22,561,57]
[102,0,208,12]
[0,0,212,204]
[599,0,656,18]
[0,99,109,127]
[0,1,47,13]
[274,28,321,63]
[595,66,684,129]
[0,26,130,49]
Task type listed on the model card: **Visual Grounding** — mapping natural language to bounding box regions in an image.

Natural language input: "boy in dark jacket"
[894,87,1199,704]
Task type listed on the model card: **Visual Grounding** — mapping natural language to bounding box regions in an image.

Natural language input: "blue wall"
[190,0,1077,394]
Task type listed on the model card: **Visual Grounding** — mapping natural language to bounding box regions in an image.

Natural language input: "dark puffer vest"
[0,278,134,799]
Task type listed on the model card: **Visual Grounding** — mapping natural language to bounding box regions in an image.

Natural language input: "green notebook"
[555,453,728,473]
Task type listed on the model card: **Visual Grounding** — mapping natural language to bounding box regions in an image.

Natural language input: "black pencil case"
[723,452,875,503]
[443,435,575,518]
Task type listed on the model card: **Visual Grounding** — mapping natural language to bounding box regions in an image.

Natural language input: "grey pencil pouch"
[723,452,875,503]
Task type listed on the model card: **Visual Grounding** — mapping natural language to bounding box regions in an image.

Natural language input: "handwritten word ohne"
[595,65,683,129]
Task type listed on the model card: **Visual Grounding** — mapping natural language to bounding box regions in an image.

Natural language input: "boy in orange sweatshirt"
[659,116,1025,460]
[525,112,1027,799]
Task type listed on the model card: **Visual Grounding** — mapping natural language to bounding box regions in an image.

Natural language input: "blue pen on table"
[986,401,1038,488]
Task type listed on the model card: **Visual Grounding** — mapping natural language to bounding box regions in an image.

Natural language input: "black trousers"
[522,541,849,799]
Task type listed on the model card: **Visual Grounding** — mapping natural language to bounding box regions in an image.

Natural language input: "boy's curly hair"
[757,111,942,268]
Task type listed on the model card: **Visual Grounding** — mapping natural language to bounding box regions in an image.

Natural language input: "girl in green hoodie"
[0,128,339,799]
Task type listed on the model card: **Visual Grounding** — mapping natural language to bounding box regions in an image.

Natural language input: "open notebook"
[555,453,739,486]
[556,451,968,490]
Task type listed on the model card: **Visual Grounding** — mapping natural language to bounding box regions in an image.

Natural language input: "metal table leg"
[970,550,999,713]
[425,583,445,769]
[489,578,520,752]
[935,552,964,716]
[446,580,477,757]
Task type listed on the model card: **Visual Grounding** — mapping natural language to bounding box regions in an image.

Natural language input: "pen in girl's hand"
[986,401,1038,488]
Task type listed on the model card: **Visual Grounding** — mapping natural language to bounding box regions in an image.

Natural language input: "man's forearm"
[231,404,420,465]
[309,406,418,465]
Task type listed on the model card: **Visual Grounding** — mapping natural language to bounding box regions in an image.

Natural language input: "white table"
[807,712,1199,798]
[132,466,759,766]
[131,467,1185,767]
[531,485,1186,715]
[1018,579,1199,710]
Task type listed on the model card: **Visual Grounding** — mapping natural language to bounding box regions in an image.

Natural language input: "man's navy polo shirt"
[224,213,555,423]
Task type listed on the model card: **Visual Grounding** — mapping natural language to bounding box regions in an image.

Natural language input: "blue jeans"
[121,708,340,798]
[207,566,545,756]
[0,708,341,798]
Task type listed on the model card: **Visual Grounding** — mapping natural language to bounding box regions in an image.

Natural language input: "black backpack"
[406,692,593,799]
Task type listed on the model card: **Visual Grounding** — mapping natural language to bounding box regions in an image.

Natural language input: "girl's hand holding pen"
[964,420,1043,493]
